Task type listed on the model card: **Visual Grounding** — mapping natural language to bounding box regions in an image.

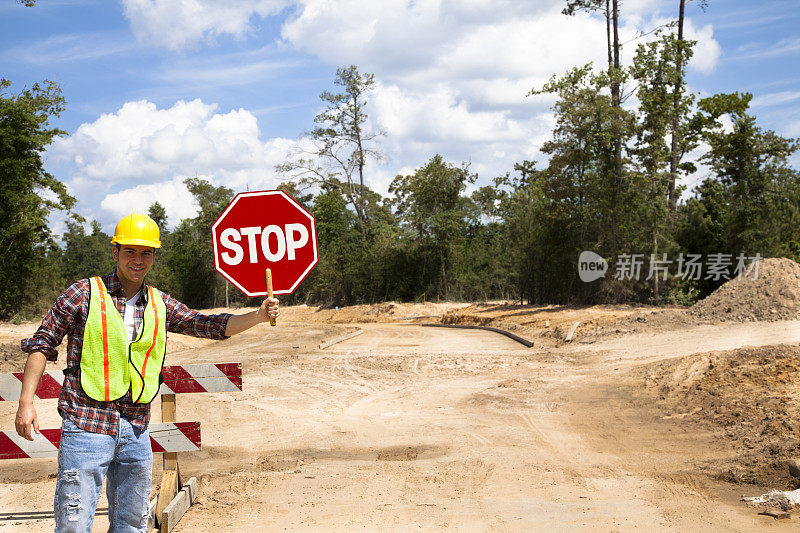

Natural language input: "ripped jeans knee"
[64,491,82,522]
[62,468,79,483]
[54,468,92,531]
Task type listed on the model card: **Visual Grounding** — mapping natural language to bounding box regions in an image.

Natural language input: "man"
[14,213,279,532]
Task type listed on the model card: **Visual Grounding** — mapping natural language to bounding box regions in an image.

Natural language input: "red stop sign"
[211,190,318,296]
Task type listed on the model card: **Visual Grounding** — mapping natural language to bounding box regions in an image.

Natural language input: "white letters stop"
[219,223,309,265]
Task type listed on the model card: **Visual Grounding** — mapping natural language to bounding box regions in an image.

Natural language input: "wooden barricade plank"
[0,363,242,401]
[157,469,179,531]
[0,422,201,460]
[161,394,179,472]
[161,477,199,533]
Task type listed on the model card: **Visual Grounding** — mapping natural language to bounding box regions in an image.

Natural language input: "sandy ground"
[2,304,800,531]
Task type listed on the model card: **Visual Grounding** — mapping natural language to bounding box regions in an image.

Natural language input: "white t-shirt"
[123,290,142,344]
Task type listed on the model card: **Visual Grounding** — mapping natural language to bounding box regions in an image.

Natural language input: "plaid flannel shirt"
[21,271,231,436]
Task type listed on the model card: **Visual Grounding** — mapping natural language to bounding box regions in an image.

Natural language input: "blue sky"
[1,0,799,234]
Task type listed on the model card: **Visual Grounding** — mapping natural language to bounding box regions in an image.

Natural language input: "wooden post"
[157,393,180,532]
[159,477,199,532]
[161,394,178,472]
[266,269,276,326]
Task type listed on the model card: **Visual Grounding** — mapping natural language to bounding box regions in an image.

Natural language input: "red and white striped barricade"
[0,422,201,459]
[0,362,242,533]
[0,362,242,401]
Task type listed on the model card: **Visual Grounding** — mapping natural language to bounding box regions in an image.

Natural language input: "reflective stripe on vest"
[96,277,111,401]
[80,277,167,404]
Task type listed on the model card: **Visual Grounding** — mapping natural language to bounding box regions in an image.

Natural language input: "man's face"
[113,244,155,287]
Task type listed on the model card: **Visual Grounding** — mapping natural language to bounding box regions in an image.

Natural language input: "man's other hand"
[15,402,40,441]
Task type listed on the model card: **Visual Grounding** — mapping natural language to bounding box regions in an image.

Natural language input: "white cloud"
[281,0,555,77]
[751,91,800,108]
[787,119,800,137]
[731,37,800,61]
[366,83,550,193]
[282,1,613,86]
[371,83,527,144]
[101,176,200,224]
[282,1,720,84]
[686,22,721,74]
[6,31,133,63]
[121,0,288,50]
[49,99,309,230]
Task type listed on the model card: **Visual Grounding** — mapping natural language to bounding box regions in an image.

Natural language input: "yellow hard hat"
[111,213,162,248]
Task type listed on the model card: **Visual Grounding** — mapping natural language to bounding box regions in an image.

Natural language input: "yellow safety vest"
[80,277,167,404]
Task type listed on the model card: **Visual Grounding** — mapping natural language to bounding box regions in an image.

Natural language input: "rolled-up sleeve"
[21,280,87,362]
[163,294,232,340]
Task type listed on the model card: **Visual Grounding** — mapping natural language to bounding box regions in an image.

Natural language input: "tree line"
[2,1,799,319]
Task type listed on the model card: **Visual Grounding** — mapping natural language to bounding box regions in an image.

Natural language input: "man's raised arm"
[224,297,280,337]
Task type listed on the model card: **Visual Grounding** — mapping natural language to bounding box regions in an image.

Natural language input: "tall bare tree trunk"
[357,135,366,224]
[667,0,686,210]
[611,0,620,108]
[652,207,660,302]
[605,0,612,69]
[610,0,622,251]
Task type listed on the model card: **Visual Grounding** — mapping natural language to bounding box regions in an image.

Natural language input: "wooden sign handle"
[266,269,276,326]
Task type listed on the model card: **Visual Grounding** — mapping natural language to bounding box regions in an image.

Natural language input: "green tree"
[143,201,173,292]
[562,0,625,224]
[0,79,76,318]
[667,0,687,208]
[163,178,234,308]
[672,92,799,300]
[390,155,476,298]
[455,186,515,301]
[530,66,635,255]
[61,220,115,283]
[630,34,697,300]
[495,164,548,304]
[277,65,384,230]
[147,201,168,229]
[697,93,800,255]
[303,185,365,305]
[276,181,313,206]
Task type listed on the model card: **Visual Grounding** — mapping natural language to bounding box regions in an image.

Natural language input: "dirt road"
[2,318,800,531]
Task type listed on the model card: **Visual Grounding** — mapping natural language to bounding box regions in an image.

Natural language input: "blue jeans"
[54,416,152,533]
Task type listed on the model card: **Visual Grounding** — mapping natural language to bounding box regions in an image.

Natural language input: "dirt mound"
[0,342,26,373]
[441,310,493,327]
[611,307,695,334]
[275,301,472,324]
[690,258,800,322]
[640,344,800,488]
